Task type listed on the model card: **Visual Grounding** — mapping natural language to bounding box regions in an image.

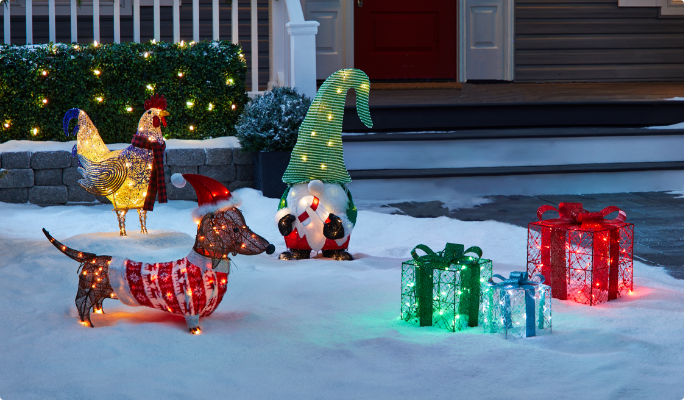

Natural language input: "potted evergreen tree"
[236,87,311,198]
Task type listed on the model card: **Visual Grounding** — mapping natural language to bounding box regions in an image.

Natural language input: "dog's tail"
[42,228,96,263]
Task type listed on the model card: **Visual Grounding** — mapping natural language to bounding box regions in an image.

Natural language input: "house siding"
[515,0,684,82]
[0,0,269,90]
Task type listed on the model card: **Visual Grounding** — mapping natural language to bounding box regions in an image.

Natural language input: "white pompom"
[171,173,186,188]
[308,179,324,197]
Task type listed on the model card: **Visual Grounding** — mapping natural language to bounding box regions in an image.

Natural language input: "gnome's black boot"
[279,249,312,260]
[322,249,354,261]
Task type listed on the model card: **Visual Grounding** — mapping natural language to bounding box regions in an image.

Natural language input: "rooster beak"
[160,110,170,117]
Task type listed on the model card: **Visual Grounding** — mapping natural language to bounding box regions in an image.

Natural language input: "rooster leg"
[115,209,128,236]
[137,209,148,234]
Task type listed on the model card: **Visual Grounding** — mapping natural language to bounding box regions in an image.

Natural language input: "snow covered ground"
[1,189,683,399]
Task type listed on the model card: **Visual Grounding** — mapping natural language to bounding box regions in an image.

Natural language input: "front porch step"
[342,126,684,200]
[342,101,684,132]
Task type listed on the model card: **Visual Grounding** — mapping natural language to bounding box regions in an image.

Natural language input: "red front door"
[354,0,457,80]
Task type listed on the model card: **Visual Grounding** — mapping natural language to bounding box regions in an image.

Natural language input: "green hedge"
[0,41,248,143]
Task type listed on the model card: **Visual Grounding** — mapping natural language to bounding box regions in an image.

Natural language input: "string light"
[189,125,195,131]
[93,70,101,75]
[96,97,103,102]
[152,38,156,44]
[74,45,80,50]
[93,40,98,47]
[126,107,133,112]
[208,103,214,111]
[186,101,194,108]
[144,52,149,58]
[146,84,154,90]
[42,98,48,104]
[41,70,48,76]
[180,40,185,47]
[231,104,236,110]
[3,122,9,129]
[32,128,39,135]
[226,78,234,85]
[177,72,184,78]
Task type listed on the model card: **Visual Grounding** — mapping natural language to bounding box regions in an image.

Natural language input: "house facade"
[304,0,684,82]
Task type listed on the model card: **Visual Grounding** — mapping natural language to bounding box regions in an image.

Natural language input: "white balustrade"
[0,0,319,95]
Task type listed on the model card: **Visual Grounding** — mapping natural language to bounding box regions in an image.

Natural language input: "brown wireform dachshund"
[43,207,275,334]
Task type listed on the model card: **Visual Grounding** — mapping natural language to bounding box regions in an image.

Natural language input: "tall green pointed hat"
[282,69,373,185]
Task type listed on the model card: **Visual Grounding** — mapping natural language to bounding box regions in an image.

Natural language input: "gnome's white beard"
[275,182,353,252]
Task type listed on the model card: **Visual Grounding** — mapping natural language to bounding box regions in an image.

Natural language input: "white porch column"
[268,0,287,88]
[3,0,10,44]
[286,21,319,99]
[231,0,238,44]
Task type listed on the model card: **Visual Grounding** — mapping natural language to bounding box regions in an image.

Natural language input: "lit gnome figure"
[275,69,373,261]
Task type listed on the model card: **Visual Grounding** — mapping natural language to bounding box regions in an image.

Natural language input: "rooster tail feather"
[62,108,81,137]
[42,228,96,263]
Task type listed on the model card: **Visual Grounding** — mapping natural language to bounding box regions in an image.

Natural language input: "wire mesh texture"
[527,222,634,306]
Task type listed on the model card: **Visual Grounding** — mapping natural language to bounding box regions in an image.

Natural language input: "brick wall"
[0,148,254,205]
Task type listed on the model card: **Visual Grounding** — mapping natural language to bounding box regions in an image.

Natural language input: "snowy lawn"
[1,189,683,399]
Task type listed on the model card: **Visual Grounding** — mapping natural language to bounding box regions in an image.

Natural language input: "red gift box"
[527,203,634,306]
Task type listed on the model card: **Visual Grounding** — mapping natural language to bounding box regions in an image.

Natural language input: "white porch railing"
[0,0,319,97]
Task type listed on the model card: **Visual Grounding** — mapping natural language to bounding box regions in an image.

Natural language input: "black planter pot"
[253,151,291,198]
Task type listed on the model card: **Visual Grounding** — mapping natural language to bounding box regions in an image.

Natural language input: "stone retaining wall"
[0,148,254,205]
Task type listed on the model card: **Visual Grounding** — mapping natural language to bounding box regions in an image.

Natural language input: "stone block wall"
[0,148,254,205]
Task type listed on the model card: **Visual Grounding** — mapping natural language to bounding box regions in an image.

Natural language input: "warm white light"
[42,98,48,104]
[146,84,154,90]
[189,125,195,131]
[226,78,234,85]
[93,40,98,47]
[180,40,185,47]
[96,97,103,102]
[93,70,101,75]
[74,45,80,50]
[152,38,156,44]
[126,107,133,112]
[178,72,183,77]
[32,128,38,135]
[208,103,214,111]
[41,70,48,76]
[3,123,9,128]
[186,101,194,108]
[231,104,236,110]
[144,52,149,58]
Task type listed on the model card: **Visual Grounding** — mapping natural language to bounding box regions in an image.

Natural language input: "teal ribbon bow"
[487,272,546,337]
[410,243,483,328]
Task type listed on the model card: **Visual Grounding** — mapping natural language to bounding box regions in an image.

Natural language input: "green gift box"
[401,243,493,332]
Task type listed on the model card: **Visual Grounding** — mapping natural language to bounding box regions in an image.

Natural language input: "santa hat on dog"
[171,173,241,222]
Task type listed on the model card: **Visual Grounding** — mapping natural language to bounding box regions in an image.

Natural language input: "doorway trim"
[458,0,514,82]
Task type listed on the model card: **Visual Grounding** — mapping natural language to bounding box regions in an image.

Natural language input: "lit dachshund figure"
[44,174,275,334]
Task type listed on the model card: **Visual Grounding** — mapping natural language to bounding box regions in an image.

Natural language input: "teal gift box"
[401,243,493,332]
[481,272,552,339]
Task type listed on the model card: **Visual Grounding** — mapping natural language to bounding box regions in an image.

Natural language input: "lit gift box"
[401,243,493,332]
[527,203,634,306]
[481,272,552,339]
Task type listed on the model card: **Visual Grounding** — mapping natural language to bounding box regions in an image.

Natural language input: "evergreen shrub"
[235,87,311,152]
[0,41,248,143]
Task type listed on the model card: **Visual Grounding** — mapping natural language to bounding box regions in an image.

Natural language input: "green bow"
[410,243,484,329]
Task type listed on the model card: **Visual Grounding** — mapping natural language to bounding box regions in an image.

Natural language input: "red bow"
[537,203,627,227]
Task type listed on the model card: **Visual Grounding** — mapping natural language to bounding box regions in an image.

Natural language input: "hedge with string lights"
[0,41,248,142]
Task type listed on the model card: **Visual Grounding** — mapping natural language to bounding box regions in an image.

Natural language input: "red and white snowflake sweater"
[108,251,229,327]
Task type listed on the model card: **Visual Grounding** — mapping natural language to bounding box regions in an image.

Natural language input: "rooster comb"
[144,94,167,111]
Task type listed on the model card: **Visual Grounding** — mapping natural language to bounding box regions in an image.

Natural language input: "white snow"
[1,189,683,399]
[645,121,684,130]
[0,136,241,153]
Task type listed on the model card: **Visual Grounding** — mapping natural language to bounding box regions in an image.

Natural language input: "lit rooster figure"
[63,94,171,235]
